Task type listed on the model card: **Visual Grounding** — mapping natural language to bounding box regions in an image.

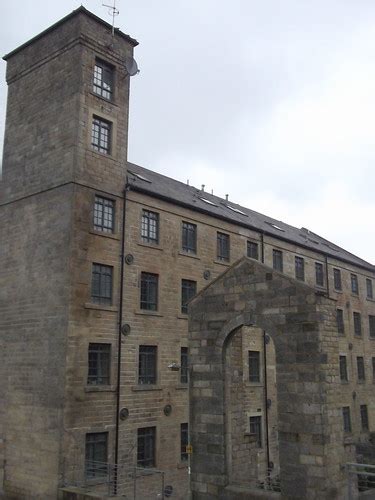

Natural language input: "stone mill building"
[0,7,375,500]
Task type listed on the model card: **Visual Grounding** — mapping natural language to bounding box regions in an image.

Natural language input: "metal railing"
[256,467,281,493]
[347,462,375,499]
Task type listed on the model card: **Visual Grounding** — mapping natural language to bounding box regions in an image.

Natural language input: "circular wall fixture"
[203,270,211,280]
[163,404,172,416]
[125,254,134,265]
[121,323,131,335]
[164,485,173,497]
[264,334,271,345]
[119,408,129,420]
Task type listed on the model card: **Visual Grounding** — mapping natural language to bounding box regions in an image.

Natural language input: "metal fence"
[63,460,166,499]
[255,467,281,493]
[347,463,375,499]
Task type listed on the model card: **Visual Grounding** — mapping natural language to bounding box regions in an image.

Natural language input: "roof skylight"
[128,170,152,183]
[199,197,218,207]
[266,222,285,232]
[226,205,248,216]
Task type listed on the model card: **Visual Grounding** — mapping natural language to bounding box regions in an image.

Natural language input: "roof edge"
[3,6,138,61]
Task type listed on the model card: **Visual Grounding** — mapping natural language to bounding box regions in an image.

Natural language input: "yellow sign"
[186,444,193,454]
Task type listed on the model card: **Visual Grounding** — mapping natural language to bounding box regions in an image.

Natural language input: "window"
[361,405,369,431]
[181,279,197,314]
[140,272,158,311]
[88,343,111,385]
[180,423,188,462]
[373,358,375,382]
[94,196,114,233]
[137,427,156,468]
[353,312,362,336]
[367,279,373,299]
[315,262,324,287]
[91,117,111,155]
[342,407,352,433]
[247,241,259,260]
[273,249,283,272]
[217,232,230,262]
[85,432,108,478]
[248,351,261,383]
[180,347,188,384]
[357,356,365,382]
[91,264,113,305]
[333,269,342,291]
[181,222,197,254]
[337,309,345,335]
[93,60,114,100]
[249,416,262,447]
[369,316,375,338]
[339,355,348,382]
[351,274,359,295]
[141,210,159,244]
[295,256,305,281]
[138,346,157,385]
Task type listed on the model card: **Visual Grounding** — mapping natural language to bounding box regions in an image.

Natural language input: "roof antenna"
[103,0,119,37]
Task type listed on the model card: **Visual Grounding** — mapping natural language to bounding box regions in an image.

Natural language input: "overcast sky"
[1,1,374,264]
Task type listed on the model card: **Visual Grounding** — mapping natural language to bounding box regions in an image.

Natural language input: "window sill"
[214,260,230,267]
[357,380,365,384]
[177,315,188,320]
[132,385,162,392]
[178,251,200,260]
[89,149,117,162]
[334,289,343,294]
[369,336,375,340]
[138,241,163,251]
[84,303,118,312]
[175,384,188,390]
[90,91,119,107]
[85,385,116,393]
[90,229,120,240]
[351,294,360,298]
[367,297,375,302]
[340,380,349,384]
[135,310,163,317]
[244,382,264,387]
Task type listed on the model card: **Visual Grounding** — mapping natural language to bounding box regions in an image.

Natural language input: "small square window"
[337,309,345,335]
[85,432,108,478]
[357,356,365,382]
[351,274,359,295]
[342,406,352,433]
[91,263,113,305]
[217,232,230,262]
[315,262,324,287]
[141,210,159,244]
[360,404,369,431]
[182,222,197,254]
[333,269,342,291]
[180,423,188,462]
[367,279,373,300]
[88,343,111,385]
[248,351,261,383]
[353,312,362,336]
[180,347,188,384]
[370,316,375,338]
[93,60,114,100]
[91,117,112,155]
[181,279,197,314]
[295,256,305,281]
[94,196,115,233]
[247,241,259,260]
[339,355,348,382]
[249,416,262,447]
[272,249,283,272]
[138,345,157,385]
[140,272,158,311]
[137,427,156,468]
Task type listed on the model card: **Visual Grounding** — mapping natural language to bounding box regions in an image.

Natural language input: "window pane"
[141,210,159,244]
[315,262,324,286]
[273,250,283,272]
[140,273,158,310]
[361,405,369,431]
[180,423,188,461]
[180,347,188,384]
[249,416,262,447]
[137,427,156,467]
[94,196,114,233]
[248,351,260,383]
[369,316,375,338]
[181,279,197,314]
[353,312,362,336]
[342,407,351,433]
[339,356,348,382]
[138,345,157,384]
[295,257,305,281]
[91,264,113,305]
[91,117,111,154]
[357,357,365,381]
[88,343,111,385]
[93,60,114,100]
[247,241,259,260]
[367,279,373,299]
[217,232,230,262]
[333,269,342,291]
[337,309,345,335]
[182,222,197,253]
[85,432,108,478]
[351,274,359,295]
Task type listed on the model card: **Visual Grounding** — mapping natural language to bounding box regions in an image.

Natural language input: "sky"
[1,1,375,264]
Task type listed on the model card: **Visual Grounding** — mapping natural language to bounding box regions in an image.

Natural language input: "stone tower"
[0,8,137,498]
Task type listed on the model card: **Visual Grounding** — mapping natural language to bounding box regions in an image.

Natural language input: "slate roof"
[127,162,374,272]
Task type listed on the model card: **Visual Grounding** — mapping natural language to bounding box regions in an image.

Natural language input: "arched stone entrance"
[188,257,351,499]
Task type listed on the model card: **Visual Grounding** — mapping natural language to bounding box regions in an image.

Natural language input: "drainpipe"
[325,254,330,298]
[260,233,271,470]
[114,179,129,488]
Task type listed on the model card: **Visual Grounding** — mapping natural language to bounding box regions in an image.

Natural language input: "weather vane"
[102,0,119,37]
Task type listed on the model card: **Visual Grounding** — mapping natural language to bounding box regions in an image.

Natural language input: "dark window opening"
[295,256,305,281]
[88,343,111,385]
[339,355,348,382]
[247,241,259,260]
[248,351,260,383]
[343,407,352,433]
[180,347,188,384]
[273,249,283,272]
[369,315,375,338]
[141,210,159,244]
[181,279,197,314]
[138,345,157,385]
[357,356,365,382]
[351,274,359,295]
[85,432,108,478]
[367,279,373,300]
[333,268,342,291]
[140,272,158,311]
[217,232,230,262]
[337,309,345,335]
[361,405,369,431]
[93,60,114,100]
[249,416,262,448]
[354,312,362,337]
[91,117,111,155]
[91,264,113,305]
[181,222,197,254]
[137,427,156,468]
[94,196,114,233]
[180,423,188,462]
[315,262,324,287]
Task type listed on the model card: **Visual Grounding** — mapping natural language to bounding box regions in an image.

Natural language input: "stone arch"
[188,257,351,499]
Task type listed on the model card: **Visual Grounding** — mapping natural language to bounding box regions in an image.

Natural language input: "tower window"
[93,60,114,100]
[248,351,261,383]
[92,117,111,155]
[94,196,115,233]
[91,264,113,305]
